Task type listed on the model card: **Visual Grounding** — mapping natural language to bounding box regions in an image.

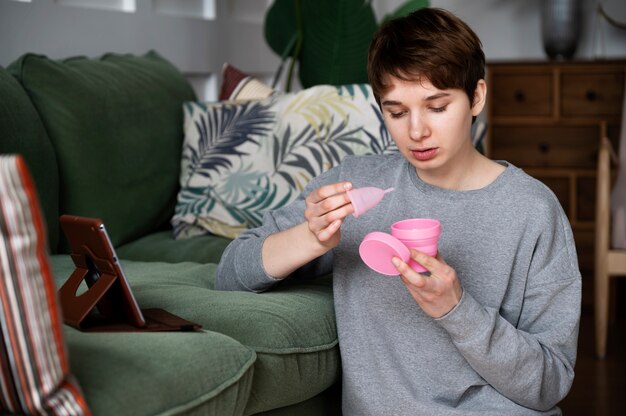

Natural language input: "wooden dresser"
[486,60,625,307]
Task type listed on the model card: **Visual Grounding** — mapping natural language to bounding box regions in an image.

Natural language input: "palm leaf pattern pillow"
[172,84,397,239]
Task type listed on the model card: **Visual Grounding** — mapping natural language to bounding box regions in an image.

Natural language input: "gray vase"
[541,0,582,59]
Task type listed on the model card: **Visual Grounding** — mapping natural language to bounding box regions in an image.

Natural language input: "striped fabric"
[0,155,89,415]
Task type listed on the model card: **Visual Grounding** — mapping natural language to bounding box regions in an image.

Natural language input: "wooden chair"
[594,135,626,358]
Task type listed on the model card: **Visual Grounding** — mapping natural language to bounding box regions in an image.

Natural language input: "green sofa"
[0,51,341,415]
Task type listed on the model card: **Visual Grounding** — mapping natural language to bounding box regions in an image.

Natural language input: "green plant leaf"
[265,0,377,89]
[265,0,429,88]
[299,0,377,88]
[381,0,429,23]
[264,0,299,58]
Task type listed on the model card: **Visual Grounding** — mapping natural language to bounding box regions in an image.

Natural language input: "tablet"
[59,215,147,328]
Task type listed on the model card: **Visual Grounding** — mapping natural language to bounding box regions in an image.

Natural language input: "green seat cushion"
[0,66,60,251]
[51,256,340,415]
[9,51,196,250]
[116,230,232,264]
[64,329,254,416]
[50,256,256,416]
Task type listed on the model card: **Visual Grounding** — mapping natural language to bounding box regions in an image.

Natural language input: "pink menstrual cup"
[347,187,394,217]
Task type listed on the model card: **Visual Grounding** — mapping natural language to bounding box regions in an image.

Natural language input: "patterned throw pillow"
[219,63,275,102]
[172,84,397,239]
[0,155,89,415]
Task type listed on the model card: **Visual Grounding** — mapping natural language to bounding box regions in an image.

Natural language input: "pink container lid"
[391,218,441,240]
[359,232,410,276]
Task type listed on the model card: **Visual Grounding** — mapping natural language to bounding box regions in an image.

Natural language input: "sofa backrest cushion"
[8,51,196,250]
[0,66,60,252]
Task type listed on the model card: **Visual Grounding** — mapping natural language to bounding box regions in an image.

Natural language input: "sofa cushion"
[116,230,232,264]
[172,83,396,240]
[0,66,60,252]
[63,328,255,416]
[199,275,340,415]
[51,256,340,415]
[8,51,196,251]
[219,62,275,102]
[0,155,88,415]
[50,256,256,416]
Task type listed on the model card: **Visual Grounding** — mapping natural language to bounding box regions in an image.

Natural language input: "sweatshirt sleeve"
[436,206,581,411]
[215,168,339,293]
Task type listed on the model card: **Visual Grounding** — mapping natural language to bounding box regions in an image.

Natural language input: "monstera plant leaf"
[265,0,376,89]
[264,0,429,91]
[381,0,430,22]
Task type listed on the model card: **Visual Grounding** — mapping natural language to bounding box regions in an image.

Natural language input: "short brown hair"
[367,8,485,107]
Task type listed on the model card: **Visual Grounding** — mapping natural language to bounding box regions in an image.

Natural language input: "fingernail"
[344,182,352,190]
[391,257,400,267]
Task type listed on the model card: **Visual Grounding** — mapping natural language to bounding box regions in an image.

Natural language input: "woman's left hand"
[392,250,463,318]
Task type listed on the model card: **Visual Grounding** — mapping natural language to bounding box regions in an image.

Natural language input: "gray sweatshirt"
[216,153,581,415]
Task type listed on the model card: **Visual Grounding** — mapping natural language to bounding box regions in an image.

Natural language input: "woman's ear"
[471,79,487,116]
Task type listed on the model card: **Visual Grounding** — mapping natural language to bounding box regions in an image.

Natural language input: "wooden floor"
[558,286,626,415]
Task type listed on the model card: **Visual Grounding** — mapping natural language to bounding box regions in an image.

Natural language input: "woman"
[217,8,580,415]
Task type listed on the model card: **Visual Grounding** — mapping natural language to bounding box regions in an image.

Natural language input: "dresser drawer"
[577,176,596,222]
[491,125,599,168]
[491,73,553,117]
[562,71,624,117]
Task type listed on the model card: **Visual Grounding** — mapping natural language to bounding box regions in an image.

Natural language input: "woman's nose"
[409,115,426,141]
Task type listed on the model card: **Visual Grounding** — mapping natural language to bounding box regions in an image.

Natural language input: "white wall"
[1,0,625,100]
[0,0,280,100]
[376,0,626,60]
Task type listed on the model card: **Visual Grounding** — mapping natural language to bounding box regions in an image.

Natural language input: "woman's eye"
[431,106,447,113]
[389,111,406,119]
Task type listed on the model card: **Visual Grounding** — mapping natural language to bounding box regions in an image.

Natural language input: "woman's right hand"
[261,181,354,279]
[304,181,354,250]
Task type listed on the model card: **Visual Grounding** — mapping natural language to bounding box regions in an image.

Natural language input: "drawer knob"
[514,90,526,102]
[539,143,550,153]
[585,90,598,101]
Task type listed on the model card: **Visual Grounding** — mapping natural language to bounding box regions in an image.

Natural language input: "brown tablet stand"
[58,252,201,333]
